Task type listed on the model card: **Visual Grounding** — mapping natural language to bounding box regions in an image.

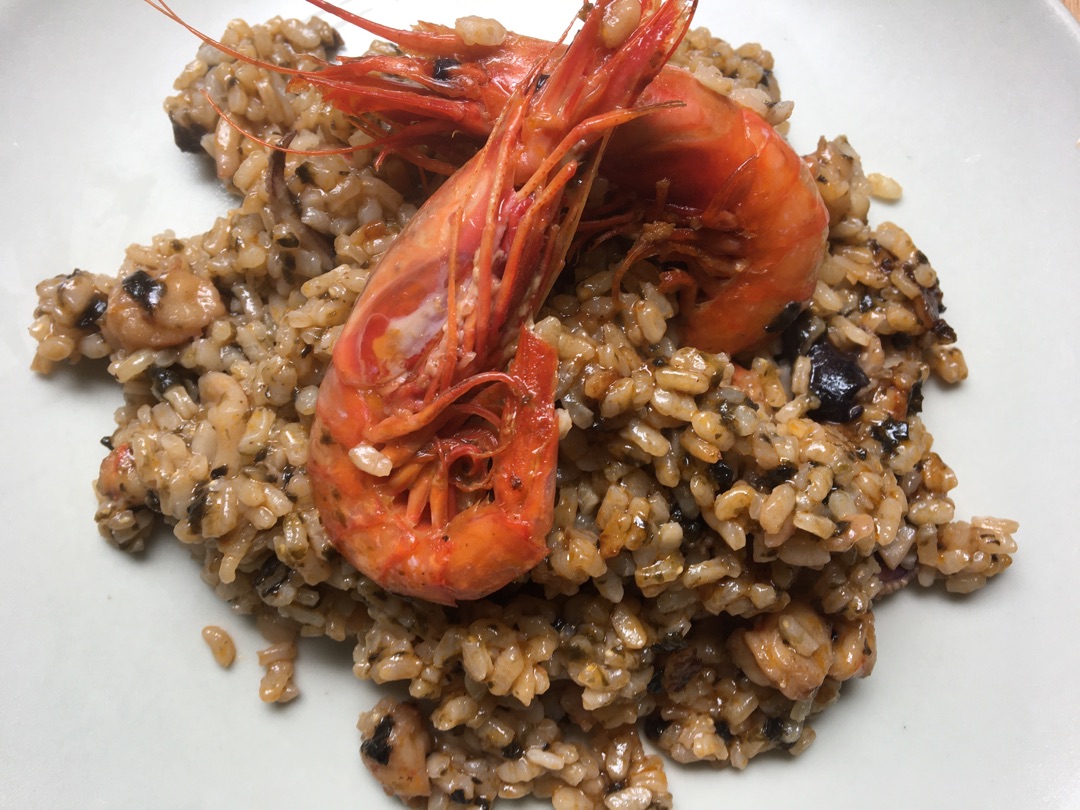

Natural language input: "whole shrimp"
[302,0,695,605]
[290,0,829,357]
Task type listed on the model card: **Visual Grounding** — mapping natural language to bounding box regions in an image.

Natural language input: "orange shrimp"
[294,0,828,356]
[305,0,695,605]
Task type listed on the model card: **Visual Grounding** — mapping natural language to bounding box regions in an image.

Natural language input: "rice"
[201,625,237,667]
[27,11,1017,809]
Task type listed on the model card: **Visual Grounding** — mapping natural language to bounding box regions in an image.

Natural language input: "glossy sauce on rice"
[28,12,1017,808]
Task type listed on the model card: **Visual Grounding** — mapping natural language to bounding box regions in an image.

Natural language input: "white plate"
[3,0,1079,807]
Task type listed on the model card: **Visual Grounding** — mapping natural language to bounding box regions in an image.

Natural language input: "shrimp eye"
[432,57,459,81]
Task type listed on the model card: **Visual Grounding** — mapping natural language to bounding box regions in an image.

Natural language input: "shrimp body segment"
[296,0,827,356]
[308,0,696,604]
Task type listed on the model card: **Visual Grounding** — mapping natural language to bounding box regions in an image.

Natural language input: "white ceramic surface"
[2,0,1079,807]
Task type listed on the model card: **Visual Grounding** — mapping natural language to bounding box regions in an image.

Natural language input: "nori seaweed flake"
[146,364,196,400]
[121,269,165,313]
[75,294,107,329]
[360,714,394,766]
[644,711,671,739]
[806,341,870,423]
[186,482,209,534]
[754,461,798,490]
[707,459,736,491]
[253,555,289,598]
[765,300,803,333]
[872,418,909,452]
[907,379,925,415]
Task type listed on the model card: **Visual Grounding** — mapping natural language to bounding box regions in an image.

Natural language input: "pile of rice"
[29,12,1017,809]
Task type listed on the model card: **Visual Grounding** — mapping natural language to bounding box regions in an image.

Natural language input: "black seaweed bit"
[606,781,627,795]
[906,379,924,416]
[432,56,459,81]
[671,501,706,544]
[806,341,869,423]
[75,294,107,330]
[210,465,229,479]
[275,233,300,249]
[646,668,664,694]
[121,270,165,313]
[171,119,208,154]
[859,292,875,313]
[758,461,798,489]
[300,344,313,358]
[855,446,868,461]
[146,364,192,400]
[653,632,688,653]
[360,714,395,766]
[145,489,161,513]
[535,72,550,91]
[100,436,114,450]
[476,799,491,810]
[643,712,670,740]
[295,162,314,185]
[280,464,296,488]
[253,554,289,598]
[253,447,270,464]
[778,309,818,361]
[764,301,803,333]
[915,249,929,265]
[713,718,734,742]
[669,500,684,524]
[663,647,704,693]
[761,716,787,742]
[449,789,468,804]
[280,252,297,285]
[872,418,909,453]
[683,514,707,543]
[501,740,524,759]
[708,458,736,492]
[918,281,944,321]
[933,318,958,343]
[186,482,209,534]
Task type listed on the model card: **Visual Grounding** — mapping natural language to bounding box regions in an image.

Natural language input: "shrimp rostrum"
[293,0,829,357]
[306,0,696,605]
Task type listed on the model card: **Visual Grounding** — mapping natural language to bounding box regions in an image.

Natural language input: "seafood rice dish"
[29,0,1017,806]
